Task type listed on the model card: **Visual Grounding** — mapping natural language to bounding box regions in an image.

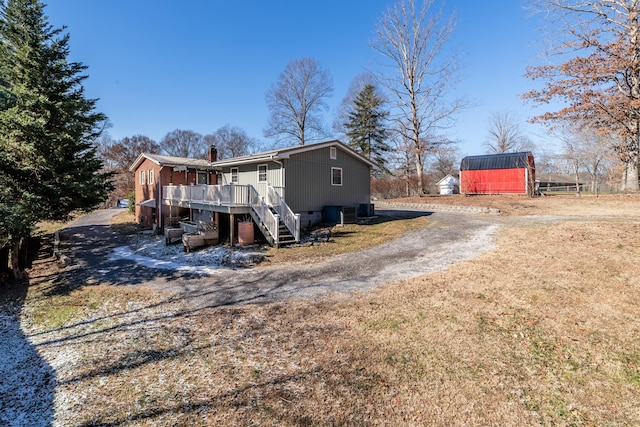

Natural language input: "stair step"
[277,239,297,246]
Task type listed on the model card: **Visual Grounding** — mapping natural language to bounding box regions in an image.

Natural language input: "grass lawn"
[10,195,640,426]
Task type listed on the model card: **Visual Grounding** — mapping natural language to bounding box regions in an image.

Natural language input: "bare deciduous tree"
[535,150,561,176]
[390,132,418,196]
[205,125,257,159]
[556,124,590,196]
[105,135,160,199]
[524,0,640,191]
[553,122,615,196]
[160,129,206,158]
[103,135,160,171]
[485,112,534,154]
[371,0,466,194]
[582,133,615,195]
[428,145,459,180]
[98,134,159,200]
[264,58,333,146]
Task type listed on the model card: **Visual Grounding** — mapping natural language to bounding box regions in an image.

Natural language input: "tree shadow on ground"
[0,208,440,425]
[0,240,56,427]
[46,222,194,297]
[23,284,380,426]
[372,209,433,222]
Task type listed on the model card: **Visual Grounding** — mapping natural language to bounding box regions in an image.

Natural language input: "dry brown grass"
[110,210,144,235]
[17,196,640,425]
[394,192,640,216]
[36,212,85,236]
[265,215,431,265]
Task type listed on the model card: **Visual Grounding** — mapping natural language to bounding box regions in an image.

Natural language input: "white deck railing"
[268,186,300,242]
[163,184,299,244]
[247,185,279,244]
[164,184,250,206]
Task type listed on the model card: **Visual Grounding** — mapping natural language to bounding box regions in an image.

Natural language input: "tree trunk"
[9,238,24,280]
[573,163,581,197]
[415,163,424,194]
[621,155,640,191]
[19,238,29,270]
[414,149,424,195]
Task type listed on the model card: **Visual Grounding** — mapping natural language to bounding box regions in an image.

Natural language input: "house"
[213,140,376,226]
[129,147,219,229]
[435,174,459,195]
[130,140,376,246]
[460,152,536,196]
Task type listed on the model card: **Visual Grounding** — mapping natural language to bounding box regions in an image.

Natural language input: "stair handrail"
[247,185,279,243]
[267,186,300,242]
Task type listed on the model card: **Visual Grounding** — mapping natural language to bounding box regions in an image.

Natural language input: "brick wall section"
[133,158,160,228]
[133,158,218,229]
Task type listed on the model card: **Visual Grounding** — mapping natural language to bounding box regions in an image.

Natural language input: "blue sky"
[44,0,553,157]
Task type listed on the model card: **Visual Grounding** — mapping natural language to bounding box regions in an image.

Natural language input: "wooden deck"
[162,184,300,246]
[162,184,252,214]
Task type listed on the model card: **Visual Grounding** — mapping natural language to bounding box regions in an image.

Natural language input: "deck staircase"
[247,185,300,247]
[249,207,297,247]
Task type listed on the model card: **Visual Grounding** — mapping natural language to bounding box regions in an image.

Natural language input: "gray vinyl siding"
[220,162,283,199]
[285,146,370,212]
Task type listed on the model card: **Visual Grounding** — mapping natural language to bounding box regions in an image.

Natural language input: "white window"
[231,167,239,184]
[148,169,154,185]
[139,170,146,185]
[330,146,337,159]
[258,164,267,183]
[197,171,208,185]
[331,167,343,186]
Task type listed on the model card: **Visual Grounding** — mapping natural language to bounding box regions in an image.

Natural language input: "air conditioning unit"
[340,206,357,224]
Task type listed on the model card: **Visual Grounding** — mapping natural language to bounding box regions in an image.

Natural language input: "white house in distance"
[436,174,459,195]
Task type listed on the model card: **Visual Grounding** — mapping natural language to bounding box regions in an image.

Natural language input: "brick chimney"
[208,145,217,162]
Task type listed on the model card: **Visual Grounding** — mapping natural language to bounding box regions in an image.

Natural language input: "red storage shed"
[460,152,535,195]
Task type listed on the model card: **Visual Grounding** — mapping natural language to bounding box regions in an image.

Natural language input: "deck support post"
[230,213,235,245]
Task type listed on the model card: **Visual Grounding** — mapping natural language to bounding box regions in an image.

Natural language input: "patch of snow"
[109,234,262,274]
[0,314,55,427]
[110,246,223,275]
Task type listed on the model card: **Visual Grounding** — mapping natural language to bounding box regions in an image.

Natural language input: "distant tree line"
[97,125,259,205]
[264,0,466,194]
[523,0,640,191]
[263,0,640,195]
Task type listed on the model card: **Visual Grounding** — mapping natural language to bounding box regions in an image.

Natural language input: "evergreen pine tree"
[0,0,112,277]
[344,84,390,173]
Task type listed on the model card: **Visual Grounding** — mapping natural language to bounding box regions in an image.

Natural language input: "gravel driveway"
[59,208,500,309]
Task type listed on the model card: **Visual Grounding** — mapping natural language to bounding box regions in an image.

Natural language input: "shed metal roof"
[460,152,533,171]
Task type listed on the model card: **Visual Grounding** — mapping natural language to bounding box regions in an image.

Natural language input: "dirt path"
[59,208,501,308]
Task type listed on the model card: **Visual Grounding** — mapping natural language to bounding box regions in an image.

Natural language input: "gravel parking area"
[55,208,499,309]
